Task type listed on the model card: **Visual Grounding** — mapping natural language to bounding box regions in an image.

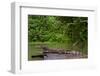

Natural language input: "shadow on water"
[29,44,87,60]
[31,52,87,60]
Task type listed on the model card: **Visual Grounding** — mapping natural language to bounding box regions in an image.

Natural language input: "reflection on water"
[44,53,67,60]
[31,52,87,60]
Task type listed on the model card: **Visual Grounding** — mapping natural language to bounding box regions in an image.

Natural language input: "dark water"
[44,53,84,60]
[31,52,87,60]
[44,53,67,60]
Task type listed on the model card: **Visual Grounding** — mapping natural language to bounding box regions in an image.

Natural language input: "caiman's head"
[41,46,48,50]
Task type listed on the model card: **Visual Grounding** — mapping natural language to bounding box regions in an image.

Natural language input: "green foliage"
[28,15,87,42]
[28,15,88,54]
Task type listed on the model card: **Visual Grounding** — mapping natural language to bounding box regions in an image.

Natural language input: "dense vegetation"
[28,15,88,60]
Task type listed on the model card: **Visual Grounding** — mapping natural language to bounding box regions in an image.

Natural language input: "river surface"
[44,53,84,60]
